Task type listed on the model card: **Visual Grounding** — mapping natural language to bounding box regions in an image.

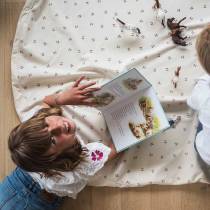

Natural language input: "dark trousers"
[194,122,210,178]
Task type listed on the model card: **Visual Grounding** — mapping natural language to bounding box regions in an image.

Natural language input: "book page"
[93,68,151,112]
[103,87,170,152]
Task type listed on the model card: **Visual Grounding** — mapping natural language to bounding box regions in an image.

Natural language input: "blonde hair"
[196,25,210,74]
[8,107,87,177]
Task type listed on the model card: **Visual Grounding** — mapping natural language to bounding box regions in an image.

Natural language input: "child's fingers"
[73,76,85,87]
[80,87,100,94]
[78,81,96,90]
[79,95,90,100]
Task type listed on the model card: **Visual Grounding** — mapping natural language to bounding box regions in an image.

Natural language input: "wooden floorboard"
[1,1,210,209]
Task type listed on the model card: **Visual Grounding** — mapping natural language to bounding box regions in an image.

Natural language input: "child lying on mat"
[0,76,118,210]
[187,25,210,167]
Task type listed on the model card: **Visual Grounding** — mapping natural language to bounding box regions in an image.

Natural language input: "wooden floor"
[1,1,210,209]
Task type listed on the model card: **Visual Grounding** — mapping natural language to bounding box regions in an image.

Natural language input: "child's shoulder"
[187,74,210,110]
[197,74,210,83]
[85,141,111,161]
[72,141,111,176]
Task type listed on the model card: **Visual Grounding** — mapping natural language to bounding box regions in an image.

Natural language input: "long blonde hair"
[8,107,87,177]
[196,25,210,73]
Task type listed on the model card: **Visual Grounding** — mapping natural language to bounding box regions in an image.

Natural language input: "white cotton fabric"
[12,0,210,186]
[29,142,111,198]
[187,75,210,165]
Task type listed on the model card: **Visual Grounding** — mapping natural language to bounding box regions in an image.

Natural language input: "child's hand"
[57,76,100,106]
[107,142,118,160]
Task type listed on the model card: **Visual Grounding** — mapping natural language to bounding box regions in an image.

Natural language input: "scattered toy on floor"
[167,17,187,30]
[114,17,141,37]
[171,28,187,46]
[169,116,182,128]
[167,17,187,46]
[172,66,181,88]
[153,0,166,27]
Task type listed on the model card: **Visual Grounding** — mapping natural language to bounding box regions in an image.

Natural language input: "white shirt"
[29,142,111,198]
[187,74,210,165]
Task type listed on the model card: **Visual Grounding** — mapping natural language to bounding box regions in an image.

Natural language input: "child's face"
[44,115,77,156]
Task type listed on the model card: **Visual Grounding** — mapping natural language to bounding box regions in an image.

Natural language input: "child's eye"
[51,136,56,145]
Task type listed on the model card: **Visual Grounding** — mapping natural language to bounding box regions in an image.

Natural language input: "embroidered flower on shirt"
[91,150,103,161]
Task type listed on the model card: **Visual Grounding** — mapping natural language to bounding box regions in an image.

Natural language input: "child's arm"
[187,75,210,110]
[107,142,118,161]
[43,76,100,107]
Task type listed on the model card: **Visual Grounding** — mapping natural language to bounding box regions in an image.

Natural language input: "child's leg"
[0,171,26,210]
[194,121,203,153]
[0,167,64,210]
[194,122,210,178]
[196,121,203,133]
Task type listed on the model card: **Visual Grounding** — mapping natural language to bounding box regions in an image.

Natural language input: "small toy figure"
[170,29,187,46]
[169,116,181,128]
[172,66,181,88]
[153,0,166,27]
[167,17,187,30]
[167,17,187,46]
[115,17,141,37]
[153,0,161,10]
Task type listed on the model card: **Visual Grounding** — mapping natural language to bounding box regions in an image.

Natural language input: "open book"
[93,68,170,152]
